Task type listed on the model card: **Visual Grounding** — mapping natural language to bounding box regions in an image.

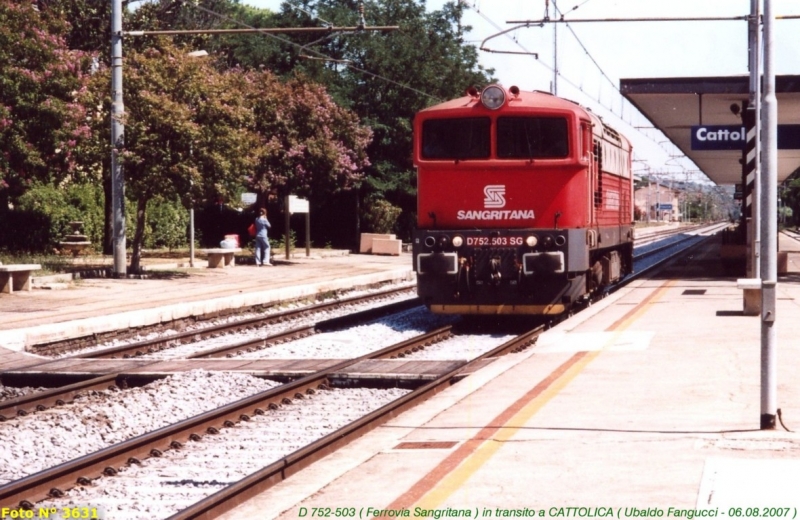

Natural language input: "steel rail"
[60,286,416,359]
[166,325,543,520]
[633,235,695,261]
[633,223,723,260]
[0,298,424,419]
[634,224,702,247]
[191,309,449,362]
[0,375,119,422]
[0,325,455,509]
[187,298,423,359]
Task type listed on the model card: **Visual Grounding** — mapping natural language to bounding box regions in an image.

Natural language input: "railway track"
[0,225,729,517]
[630,222,728,273]
[30,285,417,358]
[0,294,427,420]
[633,223,703,247]
[1,224,724,421]
[0,324,540,515]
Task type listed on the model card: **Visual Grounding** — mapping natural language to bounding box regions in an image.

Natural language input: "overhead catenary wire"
[461,0,697,177]
[547,1,702,177]
[507,15,750,24]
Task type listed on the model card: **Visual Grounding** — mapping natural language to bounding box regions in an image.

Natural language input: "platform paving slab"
[0,253,413,354]
[216,236,800,519]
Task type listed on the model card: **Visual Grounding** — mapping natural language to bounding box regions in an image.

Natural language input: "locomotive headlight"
[525,235,538,247]
[452,235,464,248]
[480,85,506,110]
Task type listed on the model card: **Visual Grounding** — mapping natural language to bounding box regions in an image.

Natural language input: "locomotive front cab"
[411,85,633,316]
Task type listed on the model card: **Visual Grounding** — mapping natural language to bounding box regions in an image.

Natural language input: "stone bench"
[0,264,42,294]
[737,278,761,316]
[202,248,242,268]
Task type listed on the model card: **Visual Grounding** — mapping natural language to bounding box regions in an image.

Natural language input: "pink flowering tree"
[0,1,93,207]
[245,71,371,202]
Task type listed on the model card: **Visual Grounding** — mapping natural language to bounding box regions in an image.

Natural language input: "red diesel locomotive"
[412,84,634,315]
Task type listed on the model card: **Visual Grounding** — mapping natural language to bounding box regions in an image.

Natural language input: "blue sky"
[236,1,800,181]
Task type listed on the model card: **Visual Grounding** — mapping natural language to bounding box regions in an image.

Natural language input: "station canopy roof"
[620,75,800,186]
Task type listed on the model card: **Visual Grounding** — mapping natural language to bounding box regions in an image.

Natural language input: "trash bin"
[222,234,240,248]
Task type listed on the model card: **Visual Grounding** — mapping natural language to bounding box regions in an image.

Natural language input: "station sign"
[241,192,257,205]
[654,203,673,210]
[691,124,800,150]
[288,195,309,214]
[691,126,746,151]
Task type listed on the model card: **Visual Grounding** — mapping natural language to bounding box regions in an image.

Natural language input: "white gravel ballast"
[0,370,279,485]
[0,383,47,403]
[236,306,456,360]
[37,385,409,520]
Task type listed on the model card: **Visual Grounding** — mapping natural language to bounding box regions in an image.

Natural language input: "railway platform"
[215,232,800,519]
[0,251,413,356]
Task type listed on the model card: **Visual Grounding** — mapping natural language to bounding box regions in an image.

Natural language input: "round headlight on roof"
[480,85,506,110]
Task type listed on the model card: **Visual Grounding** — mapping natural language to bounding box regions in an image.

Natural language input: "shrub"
[1,182,104,252]
[143,196,190,250]
[361,195,402,235]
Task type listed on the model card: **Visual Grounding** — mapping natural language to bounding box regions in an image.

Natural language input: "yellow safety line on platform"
[382,280,674,515]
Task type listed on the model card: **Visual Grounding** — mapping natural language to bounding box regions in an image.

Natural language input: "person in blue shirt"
[254,208,272,266]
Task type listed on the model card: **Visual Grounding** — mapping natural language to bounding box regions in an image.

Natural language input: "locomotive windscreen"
[496,117,569,159]
[422,118,490,159]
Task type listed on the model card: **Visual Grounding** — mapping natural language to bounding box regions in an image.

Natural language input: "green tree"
[111,0,493,243]
[86,42,261,271]
[780,166,800,227]
[39,0,112,55]
[258,0,495,240]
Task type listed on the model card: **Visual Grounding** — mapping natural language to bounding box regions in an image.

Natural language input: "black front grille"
[472,248,519,278]
[419,253,457,275]
[523,252,564,274]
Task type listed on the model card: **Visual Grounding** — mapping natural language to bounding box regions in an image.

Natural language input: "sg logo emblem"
[483,185,506,208]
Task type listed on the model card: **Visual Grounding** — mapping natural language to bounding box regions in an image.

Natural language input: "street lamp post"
[760,0,778,430]
[186,51,206,268]
[189,178,194,267]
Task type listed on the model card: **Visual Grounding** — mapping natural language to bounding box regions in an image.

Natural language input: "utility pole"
[655,175,661,222]
[748,0,762,278]
[553,10,558,96]
[760,0,778,430]
[111,0,126,276]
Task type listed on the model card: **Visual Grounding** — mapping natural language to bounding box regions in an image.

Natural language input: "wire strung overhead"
[464,0,701,178]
